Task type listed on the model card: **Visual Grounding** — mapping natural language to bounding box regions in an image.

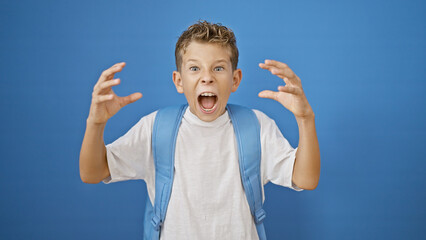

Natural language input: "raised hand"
[88,62,142,124]
[258,59,314,119]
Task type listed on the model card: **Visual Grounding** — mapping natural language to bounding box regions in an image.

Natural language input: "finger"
[263,59,289,69]
[282,77,292,86]
[258,90,279,100]
[261,59,298,81]
[278,85,300,95]
[260,66,300,88]
[98,62,126,83]
[258,62,270,69]
[260,65,291,83]
[96,78,121,94]
[94,94,114,104]
[119,92,143,107]
[94,62,125,91]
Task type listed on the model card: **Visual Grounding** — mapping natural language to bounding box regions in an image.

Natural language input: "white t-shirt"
[103,107,303,240]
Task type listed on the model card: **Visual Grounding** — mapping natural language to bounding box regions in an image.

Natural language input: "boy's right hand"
[87,62,142,125]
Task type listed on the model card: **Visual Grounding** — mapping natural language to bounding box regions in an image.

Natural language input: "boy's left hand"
[258,59,314,119]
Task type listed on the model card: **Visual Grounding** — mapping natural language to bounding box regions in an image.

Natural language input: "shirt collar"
[183,107,230,128]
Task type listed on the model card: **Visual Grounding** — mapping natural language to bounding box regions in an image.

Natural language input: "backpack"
[143,104,267,240]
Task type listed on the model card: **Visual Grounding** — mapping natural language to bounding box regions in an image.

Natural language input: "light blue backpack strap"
[227,104,267,240]
[149,104,188,240]
[143,196,154,239]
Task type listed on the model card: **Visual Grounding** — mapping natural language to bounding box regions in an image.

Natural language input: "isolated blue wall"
[0,0,425,239]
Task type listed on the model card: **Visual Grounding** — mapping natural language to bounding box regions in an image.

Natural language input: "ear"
[172,71,184,94]
[231,68,242,92]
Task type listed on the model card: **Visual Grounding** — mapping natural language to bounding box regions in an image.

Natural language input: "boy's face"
[173,41,242,122]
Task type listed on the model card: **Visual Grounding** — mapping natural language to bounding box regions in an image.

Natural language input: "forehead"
[182,41,232,63]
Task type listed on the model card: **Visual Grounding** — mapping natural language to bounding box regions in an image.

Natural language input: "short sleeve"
[253,110,303,192]
[102,111,157,184]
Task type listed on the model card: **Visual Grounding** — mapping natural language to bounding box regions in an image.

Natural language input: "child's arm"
[258,60,320,190]
[79,62,142,184]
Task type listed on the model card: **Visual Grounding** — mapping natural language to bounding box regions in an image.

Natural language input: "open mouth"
[198,92,218,114]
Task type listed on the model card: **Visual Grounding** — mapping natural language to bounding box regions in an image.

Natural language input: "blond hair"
[175,20,239,72]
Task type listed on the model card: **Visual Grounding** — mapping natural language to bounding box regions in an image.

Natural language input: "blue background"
[1,0,425,239]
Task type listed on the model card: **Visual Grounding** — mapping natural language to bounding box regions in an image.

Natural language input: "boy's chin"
[189,104,225,122]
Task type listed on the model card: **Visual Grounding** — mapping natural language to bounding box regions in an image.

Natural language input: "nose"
[202,79,214,84]
[201,70,214,84]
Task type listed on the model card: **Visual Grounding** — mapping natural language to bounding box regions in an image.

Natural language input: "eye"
[214,66,224,71]
[190,66,199,71]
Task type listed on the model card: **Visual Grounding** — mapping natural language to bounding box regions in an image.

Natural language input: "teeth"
[200,92,216,97]
[201,105,215,112]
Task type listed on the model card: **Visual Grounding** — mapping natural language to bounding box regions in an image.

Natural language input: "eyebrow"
[186,59,199,63]
[186,58,226,63]
[185,58,229,64]
[214,59,229,64]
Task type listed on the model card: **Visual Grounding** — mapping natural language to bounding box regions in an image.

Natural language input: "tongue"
[200,96,215,109]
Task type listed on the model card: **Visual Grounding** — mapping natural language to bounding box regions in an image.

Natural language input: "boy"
[80,20,320,239]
